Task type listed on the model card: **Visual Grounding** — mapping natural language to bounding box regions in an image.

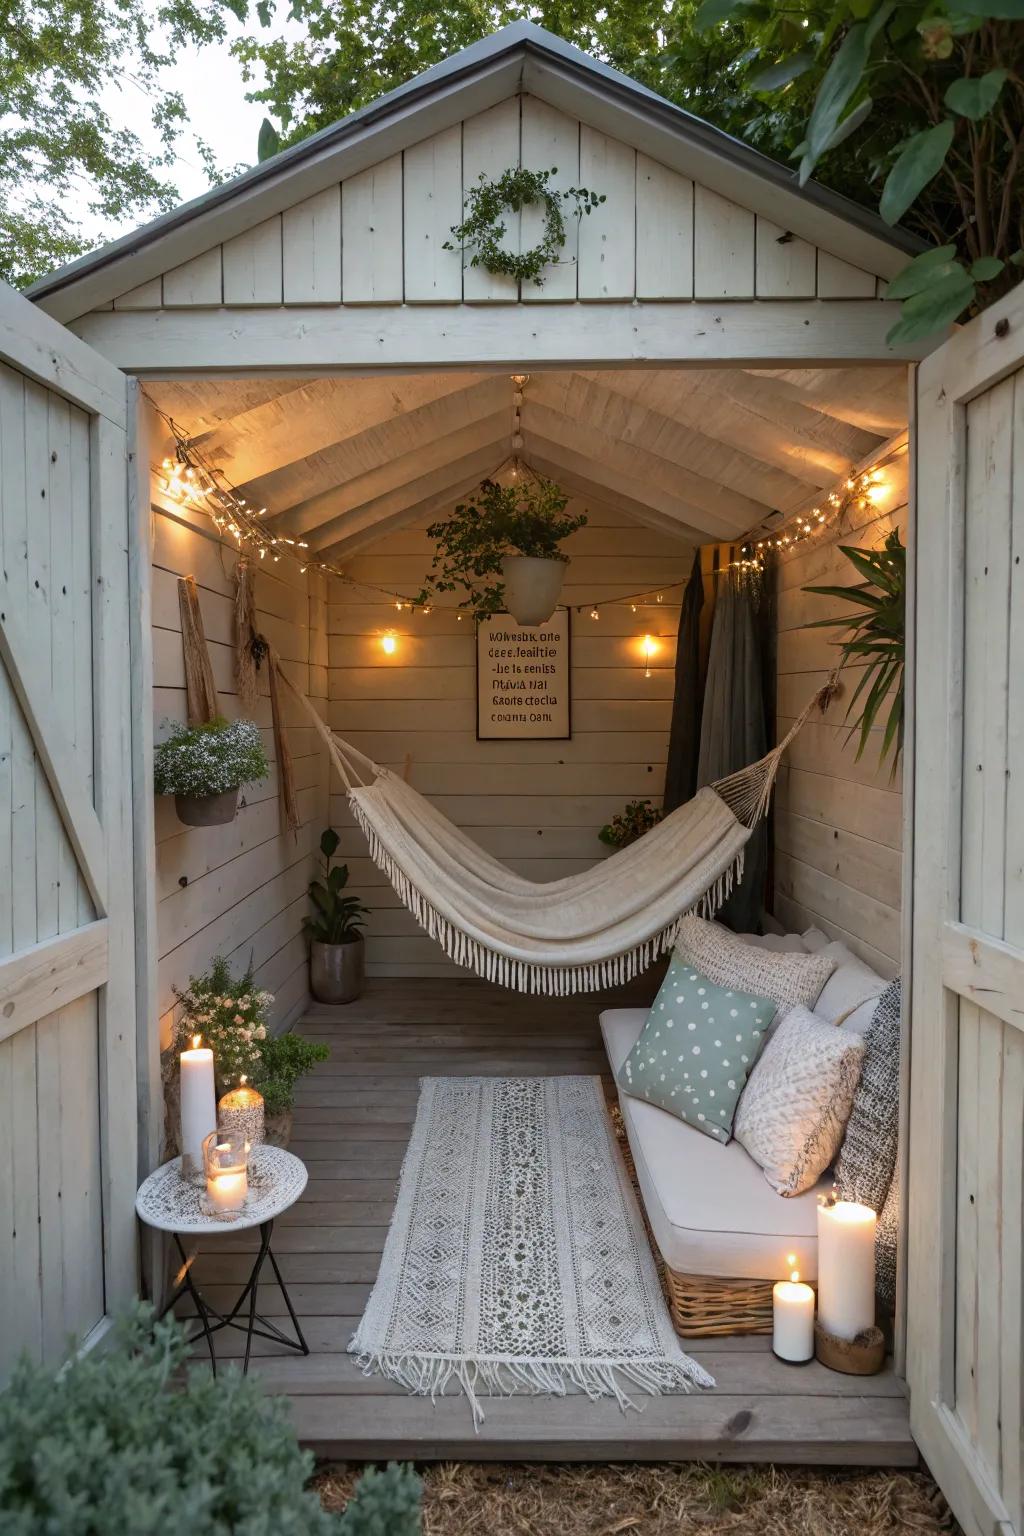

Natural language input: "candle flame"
[791,1269,800,1284]
[192,1034,201,1050]
[240,1074,247,1086]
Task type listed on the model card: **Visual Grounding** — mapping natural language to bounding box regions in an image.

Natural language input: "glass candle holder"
[202,1129,249,1217]
[217,1075,265,1147]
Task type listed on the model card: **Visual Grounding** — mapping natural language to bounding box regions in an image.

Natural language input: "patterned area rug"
[349,1075,714,1425]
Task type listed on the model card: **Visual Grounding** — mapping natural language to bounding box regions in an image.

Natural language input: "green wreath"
[443,167,606,286]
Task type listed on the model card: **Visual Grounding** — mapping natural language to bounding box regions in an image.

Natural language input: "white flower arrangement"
[154,716,269,798]
[172,956,274,1089]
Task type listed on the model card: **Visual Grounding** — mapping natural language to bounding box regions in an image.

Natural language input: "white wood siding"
[150,475,329,1043]
[771,448,909,974]
[327,505,692,975]
[104,96,882,314]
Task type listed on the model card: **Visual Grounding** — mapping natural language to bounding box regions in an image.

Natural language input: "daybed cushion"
[602,1008,830,1281]
[675,914,836,1016]
[814,941,887,1033]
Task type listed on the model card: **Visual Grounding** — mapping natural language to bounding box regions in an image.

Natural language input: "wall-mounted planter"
[311,936,365,1004]
[501,555,566,626]
[174,787,240,827]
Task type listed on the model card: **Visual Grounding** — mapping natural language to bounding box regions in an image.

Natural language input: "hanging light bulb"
[589,607,600,620]
[641,635,657,679]
[380,631,398,656]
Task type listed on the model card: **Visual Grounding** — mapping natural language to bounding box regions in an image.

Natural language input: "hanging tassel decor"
[177,575,219,725]
[268,650,301,838]
[233,556,264,712]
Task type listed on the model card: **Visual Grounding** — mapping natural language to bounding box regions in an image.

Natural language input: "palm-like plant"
[803,529,905,774]
[304,828,370,945]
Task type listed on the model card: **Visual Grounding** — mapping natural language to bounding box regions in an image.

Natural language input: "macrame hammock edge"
[278,668,837,996]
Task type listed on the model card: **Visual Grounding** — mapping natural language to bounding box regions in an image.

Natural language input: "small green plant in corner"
[414,475,587,621]
[803,528,905,773]
[305,828,370,945]
[599,798,665,850]
[254,1032,330,1117]
[338,1463,422,1535]
[444,167,605,286]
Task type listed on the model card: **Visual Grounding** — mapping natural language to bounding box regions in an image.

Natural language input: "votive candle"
[772,1262,815,1363]
[817,1198,877,1340]
[206,1156,248,1215]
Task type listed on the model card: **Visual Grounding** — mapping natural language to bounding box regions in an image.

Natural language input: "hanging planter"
[415,474,586,626]
[154,716,270,827]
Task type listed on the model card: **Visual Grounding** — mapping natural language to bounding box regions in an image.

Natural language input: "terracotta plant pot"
[264,1110,293,1149]
[310,936,365,1004]
[174,786,239,827]
[501,555,566,626]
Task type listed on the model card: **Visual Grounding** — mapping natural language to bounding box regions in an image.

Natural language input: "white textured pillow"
[676,914,836,1014]
[737,931,809,954]
[815,942,886,1032]
[734,1006,867,1196]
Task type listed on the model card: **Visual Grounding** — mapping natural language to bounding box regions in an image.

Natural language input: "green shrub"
[253,1031,330,1115]
[0,1308,337,1535]
[339,1463,422,1536]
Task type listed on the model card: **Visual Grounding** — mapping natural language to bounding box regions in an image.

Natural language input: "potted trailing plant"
[803,528,905,773]
[415,475,587,625]
[154,715,269,826]
[599,798,664,851]
[306,828,370,1004]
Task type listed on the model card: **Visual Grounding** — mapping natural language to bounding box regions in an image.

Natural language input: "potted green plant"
[306,828,371,1004]
[599,798,664,851]
[415,475,587,625]
[154,715,269,826]
[253,1032,330,1147]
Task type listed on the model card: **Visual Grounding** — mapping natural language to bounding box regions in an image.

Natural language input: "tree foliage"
[1,0,248,287]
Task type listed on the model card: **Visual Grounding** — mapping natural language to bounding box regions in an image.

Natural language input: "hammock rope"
[275,662,838,995]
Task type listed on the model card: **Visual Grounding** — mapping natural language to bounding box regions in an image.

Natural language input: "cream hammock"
[281,672,834,996]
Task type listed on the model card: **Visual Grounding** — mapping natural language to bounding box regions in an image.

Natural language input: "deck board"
[185,978,916,1466]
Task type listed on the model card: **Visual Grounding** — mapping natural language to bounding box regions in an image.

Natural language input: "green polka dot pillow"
[617,957,777,1143]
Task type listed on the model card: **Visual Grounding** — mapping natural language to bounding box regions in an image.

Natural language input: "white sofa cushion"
[814,941,887,1033]
[602,1008,830,1281]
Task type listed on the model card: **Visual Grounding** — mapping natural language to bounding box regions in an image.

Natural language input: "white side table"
[136,1144,309,1375]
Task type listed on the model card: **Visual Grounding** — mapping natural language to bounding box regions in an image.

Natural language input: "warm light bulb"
[590,607,599,620]
[381,632,397,656]
[641,635,657,659]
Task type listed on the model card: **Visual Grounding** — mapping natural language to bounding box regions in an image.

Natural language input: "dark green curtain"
[663,550,704,814]
[696,571,768,932]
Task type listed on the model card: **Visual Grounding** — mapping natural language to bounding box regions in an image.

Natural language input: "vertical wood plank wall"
[0,364,104,1375]
[327,503,692,975]
[105,96,885,315]
[150,475,329,1044]
[771,451,909,974]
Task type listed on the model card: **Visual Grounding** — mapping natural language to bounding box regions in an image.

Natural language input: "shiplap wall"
[328,502,692,975]
[107,96,883,314]
[770,449,909,975]
[151,485,329,1043]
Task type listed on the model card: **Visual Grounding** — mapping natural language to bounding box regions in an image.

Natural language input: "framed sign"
[476,608,571,739]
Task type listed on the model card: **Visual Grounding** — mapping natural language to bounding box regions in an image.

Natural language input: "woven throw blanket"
[350,1076,714,1425]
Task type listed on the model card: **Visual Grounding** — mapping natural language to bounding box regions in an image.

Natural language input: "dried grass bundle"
[234,556,261,712]
[177,575,219,726]
[268,650,301,838]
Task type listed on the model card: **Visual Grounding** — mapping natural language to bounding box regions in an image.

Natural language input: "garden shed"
[2,22,1021,1536]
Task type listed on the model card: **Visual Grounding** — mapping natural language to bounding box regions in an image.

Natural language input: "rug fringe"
[348,791,745,996]
[348,1347,715,1429]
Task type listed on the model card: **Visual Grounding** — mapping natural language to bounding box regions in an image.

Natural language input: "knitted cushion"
[617,958,776,1144]
[675,914,836,1016]
[734,1006,867,1196]
[834,978,902,1212]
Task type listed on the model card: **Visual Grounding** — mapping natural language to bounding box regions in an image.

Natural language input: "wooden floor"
[187,978,916,1466]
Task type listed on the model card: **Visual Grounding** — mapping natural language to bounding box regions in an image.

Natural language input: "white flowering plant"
[154,716,269,798]
[172,956,273,1090]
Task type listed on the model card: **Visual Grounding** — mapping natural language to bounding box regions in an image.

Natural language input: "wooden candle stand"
[814,1321,886,1376]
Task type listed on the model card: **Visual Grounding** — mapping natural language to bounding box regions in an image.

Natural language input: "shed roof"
[30,21,919,321]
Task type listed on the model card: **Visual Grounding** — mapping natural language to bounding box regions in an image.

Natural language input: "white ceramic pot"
[500,555,566,626]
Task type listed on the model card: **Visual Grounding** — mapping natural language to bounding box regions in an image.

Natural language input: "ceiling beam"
[274,409,511,540]
[305,435,509,551]
[744,366,909,436]
[531,372,813,513]
[318,466,496,563]
[522,433,714,543]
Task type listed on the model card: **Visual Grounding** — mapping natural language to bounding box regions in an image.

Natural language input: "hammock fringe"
[349,792,745,997]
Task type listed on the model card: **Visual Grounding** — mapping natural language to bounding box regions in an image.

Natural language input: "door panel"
[910,288,1024,1536]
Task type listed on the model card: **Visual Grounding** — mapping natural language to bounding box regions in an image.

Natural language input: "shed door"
[0,282,139,1379]
[909,285,1024,1536]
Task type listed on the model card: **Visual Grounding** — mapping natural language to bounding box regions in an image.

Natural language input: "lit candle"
[772,1257,815,1363]
[179,1035,217,1179]
[206,1148,248,1214]
[217,1075,265,1147]
[817,1198,877,1340]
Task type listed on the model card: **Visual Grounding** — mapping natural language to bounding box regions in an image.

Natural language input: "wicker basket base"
[666,1267,776,1338]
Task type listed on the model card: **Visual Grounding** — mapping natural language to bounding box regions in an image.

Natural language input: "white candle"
[180,1036,217,1176]
[773,1261,815,1363]
[817,1199,877,1340]
[206,1163,248,1214]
